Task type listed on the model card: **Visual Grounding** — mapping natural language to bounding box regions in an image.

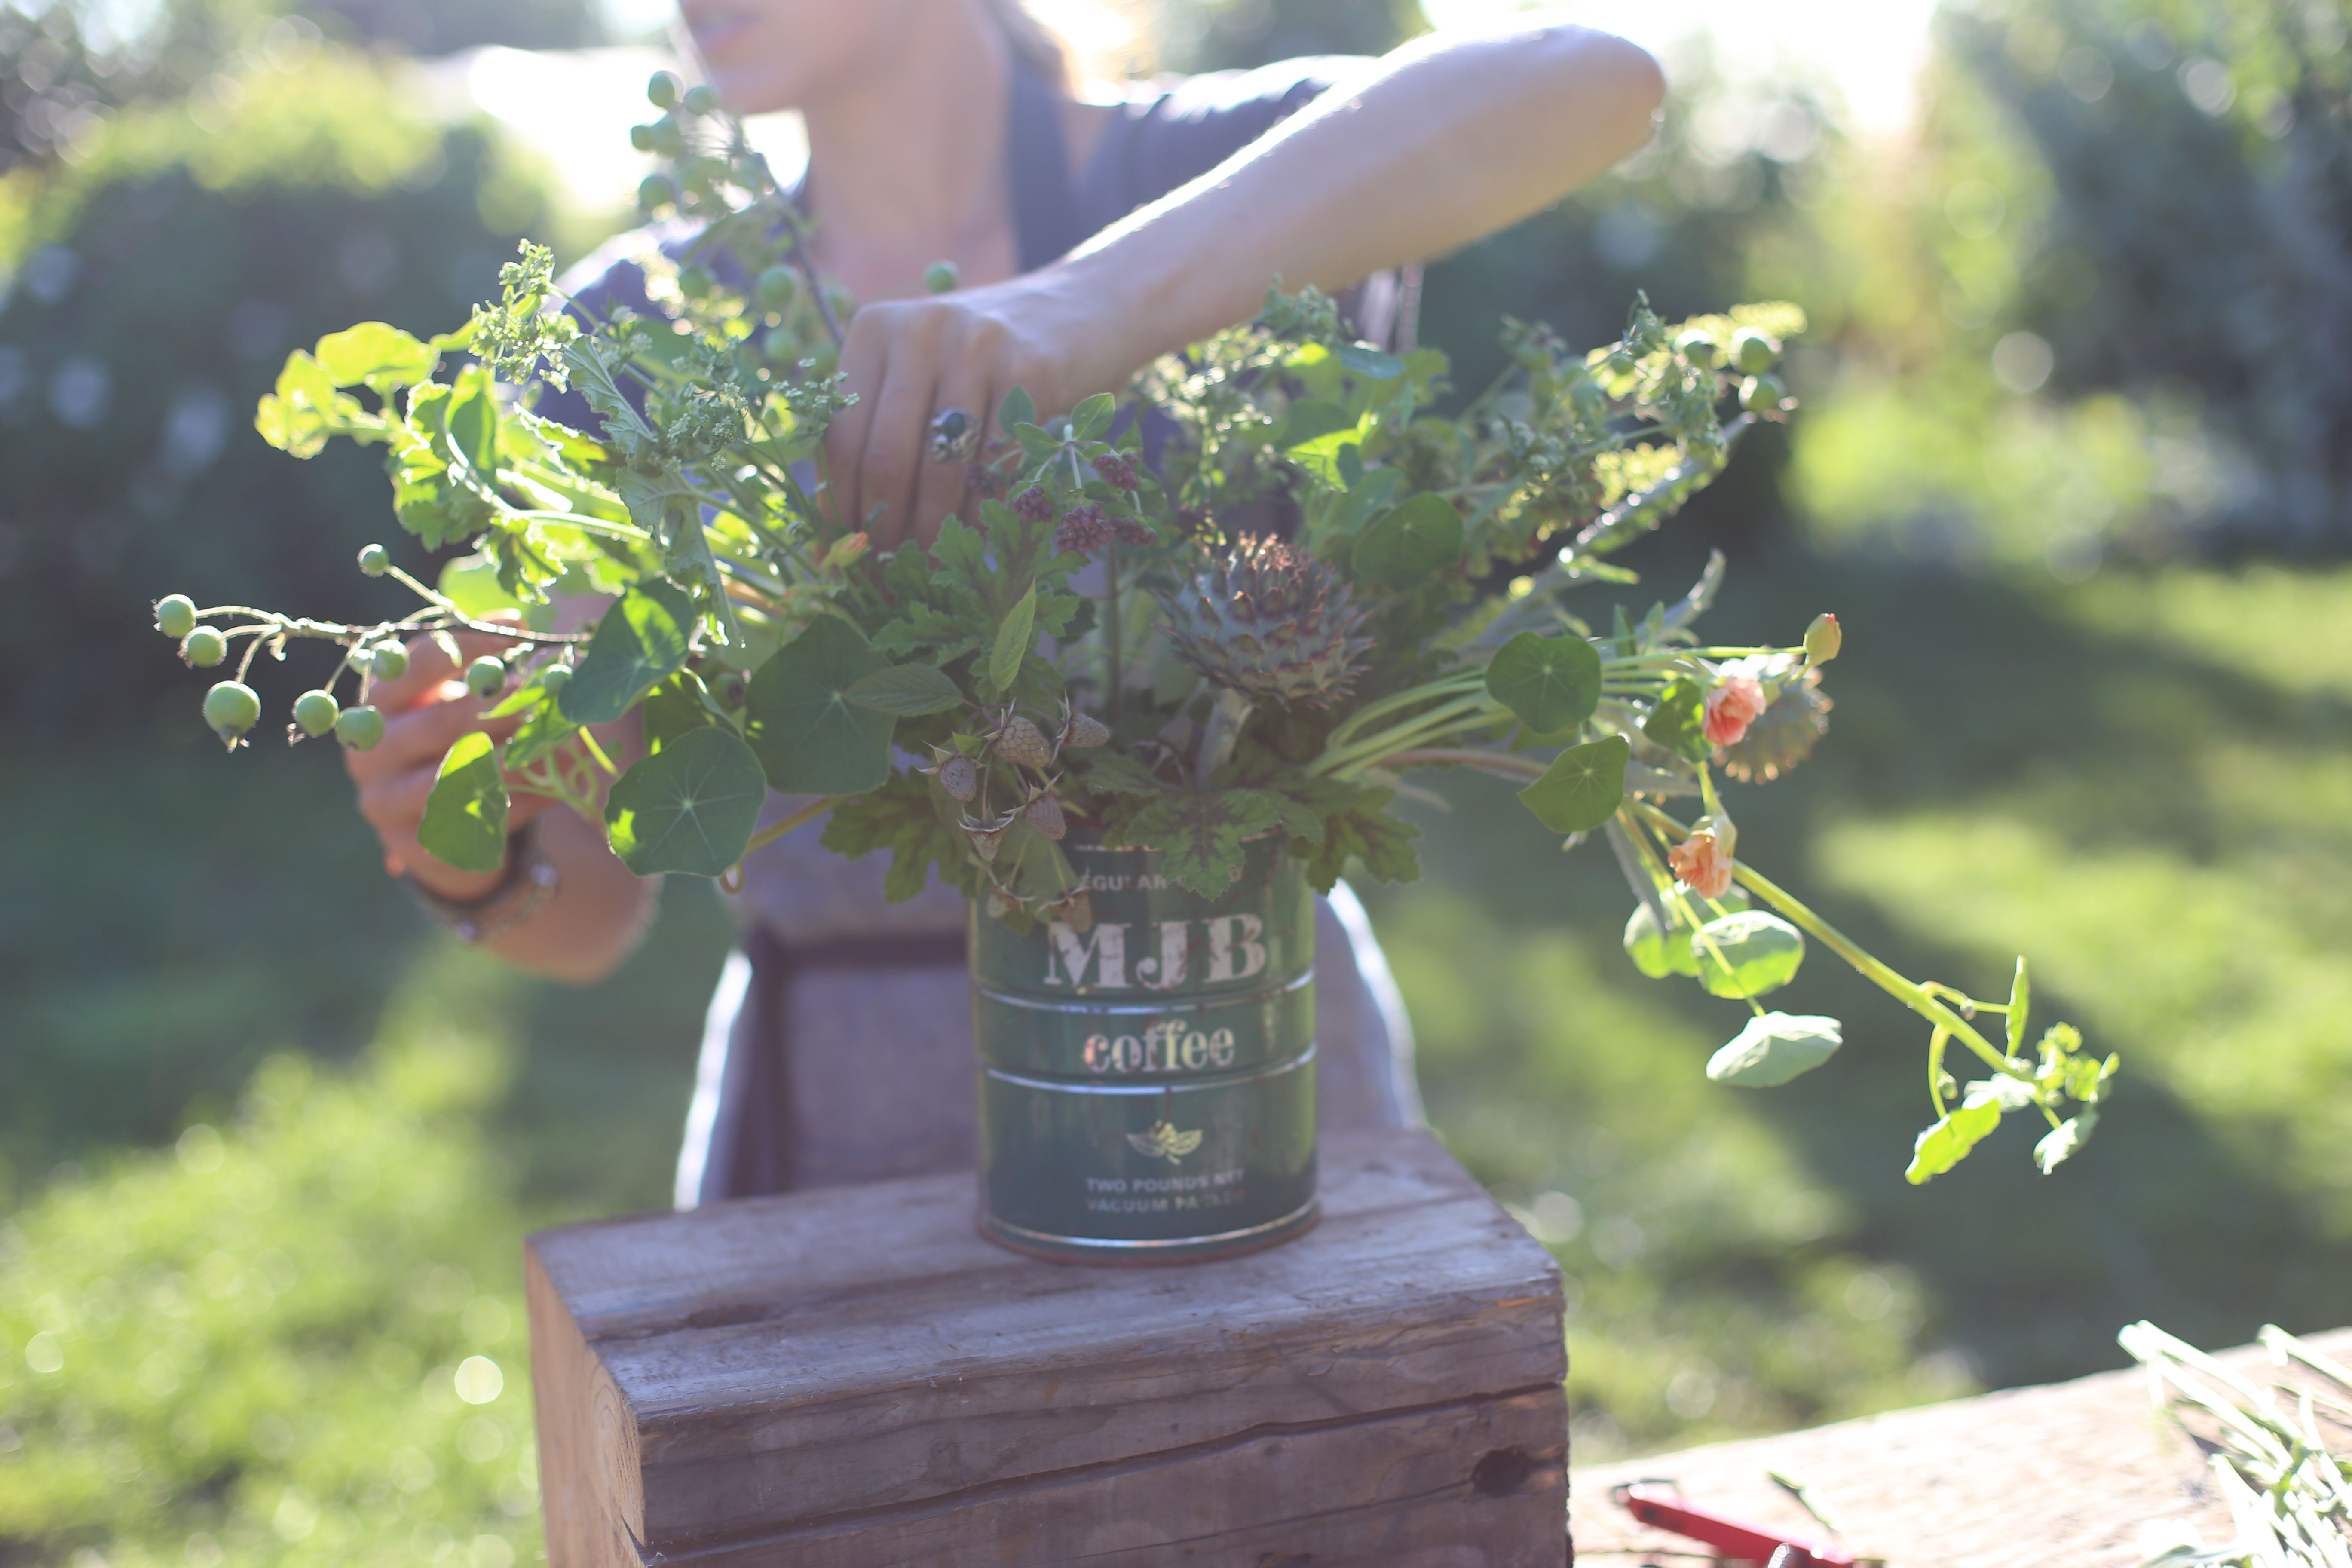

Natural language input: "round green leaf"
[1515,734,1629,835]
[417,732,509,873]
[1485,632,1603,735]
[1706,1012,1843,1087]
[1355,493,1464,592]
[1692,910,1806,998]
[560,582,694,725]
[844,663,966,717]
[603,726,768,877]
[641,669,717,754]
[742,616,895,794]
[1623,886,1752,979]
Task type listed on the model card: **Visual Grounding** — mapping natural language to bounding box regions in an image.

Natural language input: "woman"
[349,0,1665,1206]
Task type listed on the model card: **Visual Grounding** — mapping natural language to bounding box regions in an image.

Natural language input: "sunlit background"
[5,0,2349,1561]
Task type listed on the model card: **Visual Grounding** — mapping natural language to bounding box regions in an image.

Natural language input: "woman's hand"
[820,276,1137,551]
[343,623,547,898]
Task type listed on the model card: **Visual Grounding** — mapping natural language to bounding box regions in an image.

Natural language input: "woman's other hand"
[343,622,545,898]
[821,276,1132,551]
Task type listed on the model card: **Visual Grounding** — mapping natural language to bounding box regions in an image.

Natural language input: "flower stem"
[1103,542,1123,724]
[741,795,838,857]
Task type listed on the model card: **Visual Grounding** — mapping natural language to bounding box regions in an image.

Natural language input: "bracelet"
[403,822,559,943]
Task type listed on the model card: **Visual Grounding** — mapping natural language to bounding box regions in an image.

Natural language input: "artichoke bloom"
[1156,536,1371,707]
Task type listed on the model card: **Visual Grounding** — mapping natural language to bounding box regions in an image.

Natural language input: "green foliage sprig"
[147,73,2112,1184]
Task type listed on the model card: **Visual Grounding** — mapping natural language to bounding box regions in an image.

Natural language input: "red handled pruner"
[1611,1480,1871,1567]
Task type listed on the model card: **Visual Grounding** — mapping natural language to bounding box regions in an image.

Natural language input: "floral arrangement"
[149,75,2114,1183]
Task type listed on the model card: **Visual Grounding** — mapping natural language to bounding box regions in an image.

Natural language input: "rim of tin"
[971,967,1312,1015]
[980,1041,1315,1096]
[1053,829,1288,856]
[982,1194,1320,1253]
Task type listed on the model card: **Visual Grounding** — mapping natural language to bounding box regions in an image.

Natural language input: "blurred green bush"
[0,952,542,1565]
[0,44,557,739]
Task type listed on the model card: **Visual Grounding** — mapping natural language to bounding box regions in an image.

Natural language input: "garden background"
[4,0,2349,1560]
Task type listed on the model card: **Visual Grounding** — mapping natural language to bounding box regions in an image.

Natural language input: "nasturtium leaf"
[1338,342,1405,380]
[502,698,578,769]
[1124,788,1283,898]
[417,732,509,873]
[641,670,717,754]
[1279,400,1355,450]
[1355,492,1464,591]
[1904,1077,2030,1184]
[2005,956,2030,1058]
[313,322,437,393]
[1516,735,1629,835]
[1691,910,1806,998]
[742,615,894,794]
[1642,677,1712,762]
[1706,1011,1843,1087]
[560,582,694,725]
[1070,392,1116,441]
[998,386,1035,434]
[989,584,1037,694]
[1485,632,1603,735]
[1326,466,1400,538]
[1622,887,1750,978]
[2034,1109,2097,1174]
[602,726,767,877]
[844,662,965,717]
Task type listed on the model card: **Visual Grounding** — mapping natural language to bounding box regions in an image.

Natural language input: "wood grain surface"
[529,1127,1570,1567]
[1568,1326,2352,1568]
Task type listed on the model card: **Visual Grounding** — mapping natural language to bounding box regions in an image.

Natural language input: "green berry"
[754,265,797,310]
[648,115,684,159]
[1732,328,1778,375]
[1740,372,1787,414]
[760,326,793,362]
[629,122,656,152]
[681,84,718,116]
[204,681,261,740]
[677,263,713,299]
[293,689,340,738]
[368,643,409,681]
[182,626,227,668]
[637,173,677,213]
[1676,331,1721,369]
[357,543,389,576]
[540,664,571,694]
[924,261,960,296]
[156,594,198,639]
[647,71,680,110]
[465,656,507,699]
[335,704,385,750]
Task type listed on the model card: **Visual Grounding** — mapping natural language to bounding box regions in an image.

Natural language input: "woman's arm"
[827,17,1664,547]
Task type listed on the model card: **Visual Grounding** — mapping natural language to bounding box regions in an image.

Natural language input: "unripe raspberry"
[937,754,979,802]
[156,594,198,638]
[992,716,1053,769]
[1021,793,1066,841]
[1063,711,1110,749]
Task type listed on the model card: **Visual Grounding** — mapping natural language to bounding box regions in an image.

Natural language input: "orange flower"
[1704,673,1768,747]
[1669,829,1736,899]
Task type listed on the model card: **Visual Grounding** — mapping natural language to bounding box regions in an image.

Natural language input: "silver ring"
[926,407,980,464]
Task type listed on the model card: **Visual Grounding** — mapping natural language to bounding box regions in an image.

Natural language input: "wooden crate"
[527,1127,1568,1566]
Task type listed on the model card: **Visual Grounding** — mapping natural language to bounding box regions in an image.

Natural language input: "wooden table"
[1569,1327,2352,1567]
[527,1127,1570,1566]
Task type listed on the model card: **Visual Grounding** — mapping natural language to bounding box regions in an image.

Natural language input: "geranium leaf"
[417,732,508,873]
[742,616,894,794]
[1485,632,1602,734]
[1124,789,1283,897]
[1516,735,1629,835]
[822,769,970,903]
[559,582,694,725]
[1643,677,1712,762]
[313,322,438,394]
[603,726,766,877]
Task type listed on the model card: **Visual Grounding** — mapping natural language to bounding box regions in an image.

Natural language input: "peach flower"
[1669,829,1736,900]
[1704,673,1769,748]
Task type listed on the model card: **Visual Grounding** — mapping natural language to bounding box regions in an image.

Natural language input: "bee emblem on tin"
[1126,1120,1204,1164]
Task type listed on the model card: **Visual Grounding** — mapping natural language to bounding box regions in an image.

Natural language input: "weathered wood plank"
[530,1127,1569,1566]
[1568,1326,2352,1568]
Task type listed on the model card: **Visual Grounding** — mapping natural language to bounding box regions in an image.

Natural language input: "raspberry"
[1012,487,1054,523]
[937,753,980,802]
[1062,711,1110,749]
[1021,793,1066,841]
[1054,504,1112,553]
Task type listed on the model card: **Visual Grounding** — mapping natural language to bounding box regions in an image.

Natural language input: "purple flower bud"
[1054,503,1113,553]
[1110,515,1154,548]
[965,462,1009,499]
[1094,452,1141,491]
[1012,486,1054,522]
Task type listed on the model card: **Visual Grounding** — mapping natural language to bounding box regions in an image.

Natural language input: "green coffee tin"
[971,834,1319,1263]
